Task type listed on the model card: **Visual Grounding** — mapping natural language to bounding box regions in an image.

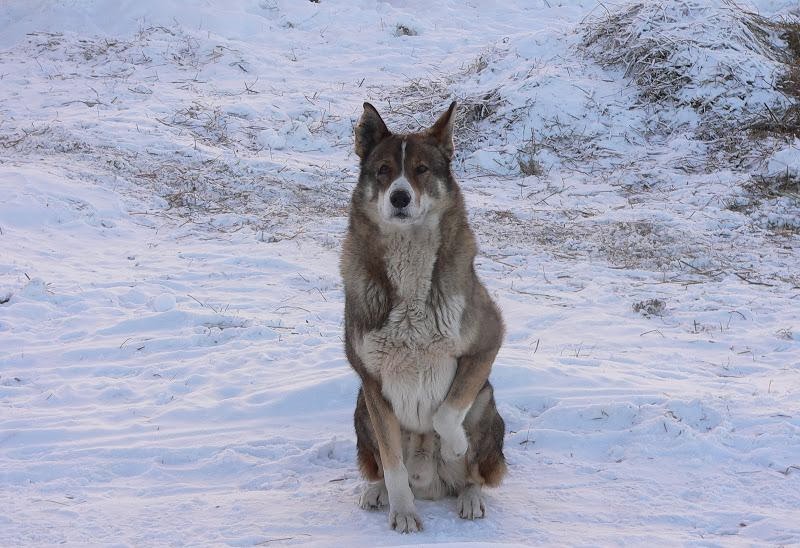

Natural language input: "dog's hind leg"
[355,387,382,480]
[355,387,390,510]
[455,382,507,519]
[361,376,422,533]
[465,382,507,490]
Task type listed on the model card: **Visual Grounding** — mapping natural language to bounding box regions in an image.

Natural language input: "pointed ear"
[427,101,457,160]
[354,102,391,160]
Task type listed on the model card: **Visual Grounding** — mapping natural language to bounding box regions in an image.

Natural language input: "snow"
[1,0,799,545]
[765,139,800,178]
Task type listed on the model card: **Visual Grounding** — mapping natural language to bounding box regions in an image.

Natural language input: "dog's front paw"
[433,404,468,460]
[359,481,388,510]
[441,430,468,460]
[457,484,485,520]
[390,507,423,533]
[439,427,468,461]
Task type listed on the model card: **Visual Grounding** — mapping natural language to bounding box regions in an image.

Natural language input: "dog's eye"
[377,165,390,176]
[415,165,428,174]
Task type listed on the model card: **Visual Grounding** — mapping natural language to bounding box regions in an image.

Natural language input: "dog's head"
[352,102,458,228]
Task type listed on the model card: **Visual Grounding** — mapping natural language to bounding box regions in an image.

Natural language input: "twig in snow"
[734,272,775,287]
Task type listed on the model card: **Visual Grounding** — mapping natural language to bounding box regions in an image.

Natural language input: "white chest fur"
[380,350,457,432]
[359,227,466,432]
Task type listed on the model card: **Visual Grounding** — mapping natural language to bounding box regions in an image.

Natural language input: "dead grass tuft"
[747,171,800,202]
[750,20,800,137]
[164,102,232,148]
[633,298,667,317]
[517,151,545,177]
[598,221,685,270]
[727,171,800,234]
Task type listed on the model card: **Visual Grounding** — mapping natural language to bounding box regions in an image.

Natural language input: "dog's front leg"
[361,376,422,533]
[433,347,498,461]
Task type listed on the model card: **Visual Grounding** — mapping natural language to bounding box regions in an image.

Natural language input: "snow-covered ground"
[1,0,799,545]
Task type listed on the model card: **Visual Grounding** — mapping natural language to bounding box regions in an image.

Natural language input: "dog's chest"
[382,229,438,303]
[381,351,457,432]
[361,229,465,432]
[379,229,463,342]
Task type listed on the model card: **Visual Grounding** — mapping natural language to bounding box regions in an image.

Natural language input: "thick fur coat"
[341,102,506,532]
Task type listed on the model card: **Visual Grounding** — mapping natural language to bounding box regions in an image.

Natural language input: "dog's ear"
[355,102,391,160]
[427,101,457,160]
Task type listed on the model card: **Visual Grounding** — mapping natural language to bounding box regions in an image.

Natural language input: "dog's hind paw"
[457,484,485,520]
[359,480,388,510]
[390,508,423,533]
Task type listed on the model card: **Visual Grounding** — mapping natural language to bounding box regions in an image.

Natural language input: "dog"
[340,101,507,533]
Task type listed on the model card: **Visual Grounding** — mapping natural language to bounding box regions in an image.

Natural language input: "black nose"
[390,190,411,209]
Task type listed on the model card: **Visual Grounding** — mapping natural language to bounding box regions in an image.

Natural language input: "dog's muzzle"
[381,177,416,222]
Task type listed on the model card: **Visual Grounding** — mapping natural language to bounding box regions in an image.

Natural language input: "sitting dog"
[341,101,507,533]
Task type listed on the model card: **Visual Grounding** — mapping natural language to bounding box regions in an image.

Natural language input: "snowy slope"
[1,0,799,545]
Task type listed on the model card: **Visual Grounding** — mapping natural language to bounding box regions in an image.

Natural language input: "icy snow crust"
[1,0,799,545]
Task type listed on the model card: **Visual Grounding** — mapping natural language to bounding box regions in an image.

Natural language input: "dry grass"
[123,153,350,234]
[517,146,545,177]
[581,0,800,243]
[747,172,800,201]
[738,172,800,234]
[161,102,233,149]
[24,24,249,76]
[519,119,616,175]
[750,20,800,138]
[582,0,799,155]
[725,170,800,235]
[374,51,505,155]
[582,1,781,106]
[0,122,349,237]
[598,221,688,270]
[633,298,667,317]
[3,25,353,240]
